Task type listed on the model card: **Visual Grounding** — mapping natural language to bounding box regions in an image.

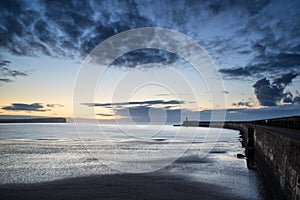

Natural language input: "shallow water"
[0,123,266,199]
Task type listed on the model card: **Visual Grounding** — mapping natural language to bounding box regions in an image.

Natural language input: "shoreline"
[0,173,259,200]
[0,125,267,199]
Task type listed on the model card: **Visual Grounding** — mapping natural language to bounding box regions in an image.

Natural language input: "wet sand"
[0,173,252,200]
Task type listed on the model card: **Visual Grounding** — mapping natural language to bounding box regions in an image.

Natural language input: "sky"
[0,0,300,122]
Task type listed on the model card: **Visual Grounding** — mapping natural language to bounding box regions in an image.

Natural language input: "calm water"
[0,123,266,199]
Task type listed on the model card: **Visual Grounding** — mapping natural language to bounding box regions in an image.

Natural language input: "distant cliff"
[0,117,66,123]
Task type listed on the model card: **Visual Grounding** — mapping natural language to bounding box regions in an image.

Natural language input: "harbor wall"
[225,123,300,200]
[183,117,300,200]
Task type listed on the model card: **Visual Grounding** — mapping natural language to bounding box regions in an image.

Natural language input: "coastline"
[0,138,266,200]
[0,124,267,199]
[0,117,67,123]
[0,173,261,200]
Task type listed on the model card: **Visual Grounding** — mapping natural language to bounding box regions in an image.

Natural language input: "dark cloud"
[0,0,299,73]
[282,91,300,105]
[111,49,179,68]
[83,99,184,122]
[293,95,300,104]
[0,60,27,83]
[115,105,182,123]
[0,0,153,60]
[220,53,300,78]
[0,0,186,68]
[97,113,114,117]
[252,43,266,53]
[252,73,299,106]
[0,78,12,83]
[219,67,251,77]
[46,104,64,108]
[240,0,271,15]
[282,92,293,104]
[273,72,298,86]
[0,1,285,64]
[82,100,183,107]
[218,1,300,79]
[232,101,253,107]
[2,103,49,112]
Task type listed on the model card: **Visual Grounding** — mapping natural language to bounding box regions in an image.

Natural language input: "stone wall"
[253,116,300,130]
[194,121,300,200]
[224,123,300,200]
[253,125,300,200]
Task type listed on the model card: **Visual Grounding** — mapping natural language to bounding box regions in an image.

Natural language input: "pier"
[182,116,300,200]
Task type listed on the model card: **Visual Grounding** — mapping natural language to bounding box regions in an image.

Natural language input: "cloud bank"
[83,99,184,123]
[2,103,48,112]
[2,103,65,112]
[1,0,299,74]
[1,0,300,114]
[252,73,299,106]
[82,100,183,107]
[0,60,27,83]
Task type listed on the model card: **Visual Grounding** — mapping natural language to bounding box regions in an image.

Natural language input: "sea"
[0,123,266,199]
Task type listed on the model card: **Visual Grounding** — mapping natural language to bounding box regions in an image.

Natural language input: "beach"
[0,172,263,200]
[0,124,267,199]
